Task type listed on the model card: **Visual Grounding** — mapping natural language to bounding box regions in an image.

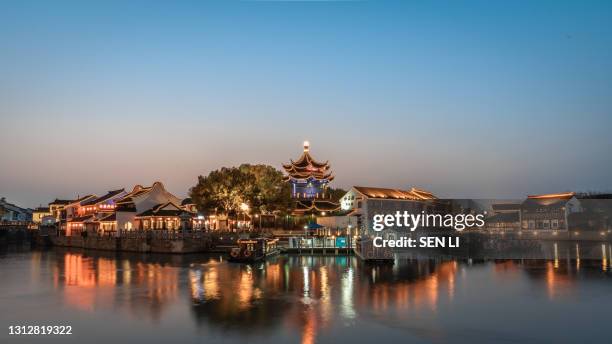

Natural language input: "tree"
[238,164,292,215]
[327,187,348,202]
[189,167,256,217]
[189,164,292,218]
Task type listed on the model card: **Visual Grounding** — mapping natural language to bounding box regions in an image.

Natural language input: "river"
[1,246,611,343]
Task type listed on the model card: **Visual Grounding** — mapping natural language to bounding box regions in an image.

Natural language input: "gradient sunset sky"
[1,0,611,207]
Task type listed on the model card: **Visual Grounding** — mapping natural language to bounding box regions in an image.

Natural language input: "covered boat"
[229,238,280,262]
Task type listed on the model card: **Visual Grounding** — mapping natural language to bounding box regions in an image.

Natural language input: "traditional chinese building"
[60,182,201,237]
[32,206,52,223]
[340,186,438,237]
[282,141,340,215]
[134,202,193,230]
[521,192,581,231]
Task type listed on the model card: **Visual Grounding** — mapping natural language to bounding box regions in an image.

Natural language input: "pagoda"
[282,141,340,214]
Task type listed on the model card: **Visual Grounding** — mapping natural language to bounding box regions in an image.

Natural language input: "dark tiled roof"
[69,195,97,205]
[116,185,153,204]
[99,213,116,222]
[136,202,193,218]
[81,189,125,206]
[181,198,193,205]
[50,199,72,205]
[34,207,50,212]
[68,215,95,223]
[116,202,136,212]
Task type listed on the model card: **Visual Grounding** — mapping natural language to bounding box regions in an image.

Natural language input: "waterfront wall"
[52,235,212,254]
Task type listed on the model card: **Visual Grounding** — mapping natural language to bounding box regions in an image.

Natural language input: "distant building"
[48,199,72,221]
[340,186,437,237]
[0,197,32,222]
[520,192,581,231]
[486,203,521,231]
[56,182,198,237]
[114,182,183,234]
[486,212,521,231]
[32,207,52,223]
[65,190,125,235]
[63,194,97,221]
[134,202,194,231]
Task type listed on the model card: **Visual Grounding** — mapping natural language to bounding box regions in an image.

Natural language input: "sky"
[1,0,611,208]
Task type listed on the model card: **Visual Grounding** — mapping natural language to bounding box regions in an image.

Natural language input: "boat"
[229,237,280,262]
[354,236,394,264]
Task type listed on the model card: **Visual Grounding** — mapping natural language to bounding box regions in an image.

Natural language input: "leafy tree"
[189,164,292,217]
[327,187,348,202]
[238,164,292,215]
[189,167,256,216]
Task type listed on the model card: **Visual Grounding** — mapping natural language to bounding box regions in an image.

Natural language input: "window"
[551,219,558,229]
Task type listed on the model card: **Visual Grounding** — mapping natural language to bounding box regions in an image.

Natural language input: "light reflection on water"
[1,247,612,344]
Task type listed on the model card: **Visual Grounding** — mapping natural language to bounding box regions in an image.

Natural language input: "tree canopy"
[189,164,292,216]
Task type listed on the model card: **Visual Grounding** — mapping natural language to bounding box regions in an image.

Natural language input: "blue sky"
[1,0,611,207]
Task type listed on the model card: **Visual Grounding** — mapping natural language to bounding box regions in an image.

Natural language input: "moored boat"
[229,237,280,262]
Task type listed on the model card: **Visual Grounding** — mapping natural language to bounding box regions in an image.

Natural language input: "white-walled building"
[339,186,437,237]
[114,182,183,235]
[0,197,32,222]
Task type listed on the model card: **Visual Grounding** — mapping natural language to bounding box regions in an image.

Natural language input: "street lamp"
[348,224,352,248]
[240,203,249,230]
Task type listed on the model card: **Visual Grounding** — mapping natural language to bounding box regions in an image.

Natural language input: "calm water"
[1,246,612,344]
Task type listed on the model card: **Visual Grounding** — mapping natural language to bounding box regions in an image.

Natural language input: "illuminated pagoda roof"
[282,141,334,182]
[294,199,341,214]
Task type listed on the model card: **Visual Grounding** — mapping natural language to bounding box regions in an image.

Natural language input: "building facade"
[340,186,437,238]
[59,182,198,237]
[0,197,32,222]
[32,207,52,223]
[520,192,581,231]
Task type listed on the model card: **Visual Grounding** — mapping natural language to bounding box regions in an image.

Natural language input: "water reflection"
[51,251,181,319]
[2,247,612,343]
